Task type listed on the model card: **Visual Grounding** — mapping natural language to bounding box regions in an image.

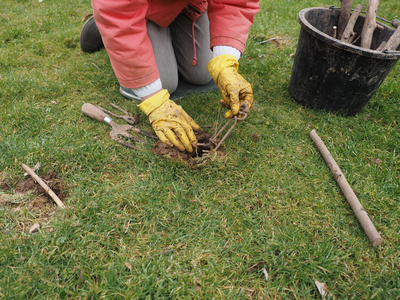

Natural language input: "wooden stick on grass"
[21,163,65,208]
[360,0,380,49]
[310,130,382,247]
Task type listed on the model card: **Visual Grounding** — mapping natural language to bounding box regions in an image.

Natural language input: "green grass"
[1,0,399,298]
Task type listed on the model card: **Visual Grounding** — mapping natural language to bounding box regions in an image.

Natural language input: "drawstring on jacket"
[183,3,205,67]
[191,21,197,66]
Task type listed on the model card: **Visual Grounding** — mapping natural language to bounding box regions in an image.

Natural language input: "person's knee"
[161,73,179,94]
[181,67,212,85]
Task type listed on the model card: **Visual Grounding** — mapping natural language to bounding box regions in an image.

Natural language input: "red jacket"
[92,0,259,88]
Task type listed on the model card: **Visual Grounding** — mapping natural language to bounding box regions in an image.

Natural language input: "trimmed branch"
[341,4,364,43]
[360,0,380,49]
[338,0,354,40]
[384,26,400,51]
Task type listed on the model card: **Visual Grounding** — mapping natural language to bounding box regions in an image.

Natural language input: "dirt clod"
[252,131,259,142]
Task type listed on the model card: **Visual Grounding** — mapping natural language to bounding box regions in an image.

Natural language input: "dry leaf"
[372,158,382,165]
[252,131,259,142]
[262,268,269,281]
[125,262,132,270]
[29,223,40,233]
[315,280,333,299]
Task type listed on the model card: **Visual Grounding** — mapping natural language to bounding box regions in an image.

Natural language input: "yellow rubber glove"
[207,54,254,119]
[137,89,200,153]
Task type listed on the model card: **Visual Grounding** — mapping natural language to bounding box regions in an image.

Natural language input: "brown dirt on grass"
[152,130,215,166]
[1,170,68,209]
[1,169,68,233]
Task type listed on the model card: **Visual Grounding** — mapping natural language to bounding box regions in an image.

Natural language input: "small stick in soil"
[309,129,383,247]
[338,0,354,39]
[197,143,212,147]
[360,0,380,49]
[21,163,65,208]
[341,4,364,43]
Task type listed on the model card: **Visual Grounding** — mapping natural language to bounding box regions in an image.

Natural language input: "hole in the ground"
[151,131,216,166]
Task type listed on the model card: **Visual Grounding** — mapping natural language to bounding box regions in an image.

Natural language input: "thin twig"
[151,243,185,258]
[91,63,100,70]
[255,37,297,45]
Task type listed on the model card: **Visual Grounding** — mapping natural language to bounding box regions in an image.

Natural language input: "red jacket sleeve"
[92,0,160,88]
[208,0,260,53]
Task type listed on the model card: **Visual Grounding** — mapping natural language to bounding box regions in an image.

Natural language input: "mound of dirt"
[152,131,214,166]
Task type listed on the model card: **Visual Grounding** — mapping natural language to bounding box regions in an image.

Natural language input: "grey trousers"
[147,12,213,93]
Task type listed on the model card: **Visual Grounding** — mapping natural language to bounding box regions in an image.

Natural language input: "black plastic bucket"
[289,7,400,116]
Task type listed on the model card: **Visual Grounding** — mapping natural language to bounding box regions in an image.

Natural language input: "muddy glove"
[137,89,200,153]
[207,54,254,119]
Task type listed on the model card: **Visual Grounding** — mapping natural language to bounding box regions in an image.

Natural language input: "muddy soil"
[152,131,215,166]
[1,169,68,233]
[1,170,67,209]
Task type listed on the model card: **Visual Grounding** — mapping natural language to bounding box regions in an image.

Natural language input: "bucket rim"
[298,7,400,60]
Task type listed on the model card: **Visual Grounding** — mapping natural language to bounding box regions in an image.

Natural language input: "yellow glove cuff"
[207,54,239,83]
[137,89,170,116]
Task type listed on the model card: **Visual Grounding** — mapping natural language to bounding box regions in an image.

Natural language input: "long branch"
[310,130,382,247]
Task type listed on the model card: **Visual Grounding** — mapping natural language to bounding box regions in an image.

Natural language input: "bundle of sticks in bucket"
[335,0,400,51]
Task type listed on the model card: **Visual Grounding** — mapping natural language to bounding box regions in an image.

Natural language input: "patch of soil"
[0,169,68,233]
[14,170,68,209]
[152,131,214,166]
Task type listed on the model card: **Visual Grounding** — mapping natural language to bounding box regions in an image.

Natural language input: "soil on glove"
[152,131,214,166]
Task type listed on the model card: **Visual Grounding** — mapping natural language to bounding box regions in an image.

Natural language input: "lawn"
[1,0,399,298]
